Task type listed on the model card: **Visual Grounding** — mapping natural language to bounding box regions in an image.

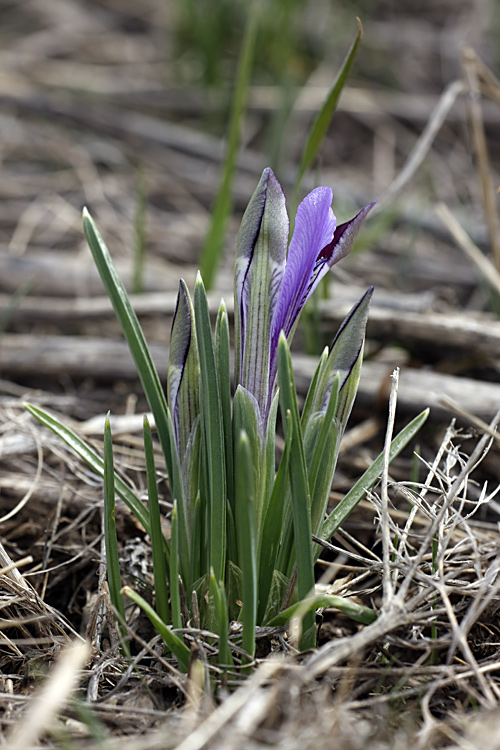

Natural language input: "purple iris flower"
[234,167,374,422]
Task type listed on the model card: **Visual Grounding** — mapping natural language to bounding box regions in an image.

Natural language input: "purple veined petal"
[277,200,376,344]
[271,186,336,354]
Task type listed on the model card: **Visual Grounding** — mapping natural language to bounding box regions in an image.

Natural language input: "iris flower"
[234,167,374,422]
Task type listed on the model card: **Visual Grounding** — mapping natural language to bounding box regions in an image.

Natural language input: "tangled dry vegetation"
[1,0,500,747]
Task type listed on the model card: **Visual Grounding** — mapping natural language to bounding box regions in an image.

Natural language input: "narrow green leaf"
[233,386,260,523]
[320,409,430,544]
[132,166,147,295]
[266,593,377,627]
[103,414,130,656]
[164,404,191,581]
[305,374,341,537]
[190,493,203,587]
[277,333,315,651]
[294,19,363,196]
[215,301,234,512]
[122,586,190,672]
[25,403,153,538]
[235,430,257,664]
[143,415,170,626]
[257,409,292,623]
[82,210,174,488]
[208,571,233,667]
[260,391,280,521]
[199,2,260,289]
[262,569,289,626]
[300,348,329,429]
[170,501,182,629]
[194,274,226,584]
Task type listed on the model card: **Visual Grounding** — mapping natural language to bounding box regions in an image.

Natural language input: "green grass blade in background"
[122,586,190,672]
[320,409,430,544]
[25,404,153,537]
[293,18,363,200]
[143,415,170,626]
[277,333,315,651]
[132,166,147,295]
[199,2,259,289]
[82,210,174,486]
[103,414,130,656]
[194,274,226,584]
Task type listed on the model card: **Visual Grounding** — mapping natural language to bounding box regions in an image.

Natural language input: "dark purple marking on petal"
[324,200,376,269]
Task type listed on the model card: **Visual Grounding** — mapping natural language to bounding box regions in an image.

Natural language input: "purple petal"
[281,200,376,339]
[271,186,336,345]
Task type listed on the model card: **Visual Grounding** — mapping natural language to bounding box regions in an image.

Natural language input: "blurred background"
[0,0,499,403]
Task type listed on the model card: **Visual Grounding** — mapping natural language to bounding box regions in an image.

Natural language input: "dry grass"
[1,0,500,747]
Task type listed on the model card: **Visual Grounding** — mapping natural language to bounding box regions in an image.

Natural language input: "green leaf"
[311,288,372,428]
[257,409,292,623]
[266,593,377,627]
[233,386,261,522]
[190,493,203,587]
[262,569,289,626]
[143,415,170,626]
[320,409,430,545]
[300,347,329,429]
[122,586,190,672]
[277,333,315,651]
[103,414,129,656]
[194,273,226,584]
[208,571,233,667]
[305,376,342,537]
[294,18,363,197]
[199,1,260,289]
[215,300,234,512]
[25,403,154,539]
[82,210,174,491]
[170,501,182,629]
[234,430,257,664]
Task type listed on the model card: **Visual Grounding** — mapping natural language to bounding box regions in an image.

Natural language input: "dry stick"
[461,46,500,271]
[471,48,500,107]
[380,368,399,607]
[376,79,464,209]
[436,202,500,298]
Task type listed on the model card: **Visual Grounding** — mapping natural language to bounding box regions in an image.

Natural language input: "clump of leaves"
[26,168,427,671]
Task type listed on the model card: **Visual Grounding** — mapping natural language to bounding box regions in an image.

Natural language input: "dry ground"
[1,1,500,747]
